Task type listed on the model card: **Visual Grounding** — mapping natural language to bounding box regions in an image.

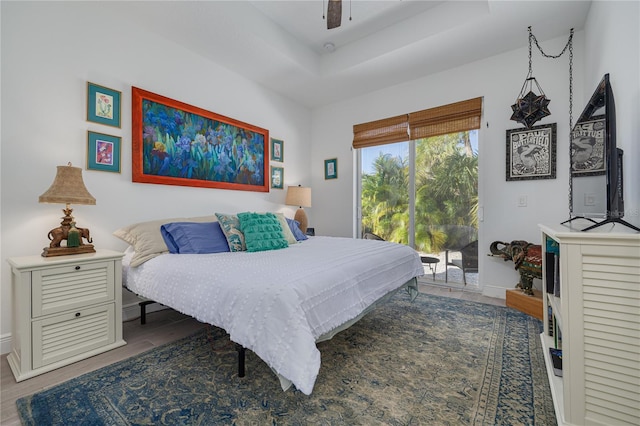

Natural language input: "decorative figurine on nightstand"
[38,163,96,257]
[489,240,542,295]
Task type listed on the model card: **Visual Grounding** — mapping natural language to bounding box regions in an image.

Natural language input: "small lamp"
[285,185,312,234]
[39,163,96,257]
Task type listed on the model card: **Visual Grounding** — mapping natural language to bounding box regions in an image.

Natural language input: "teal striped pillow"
[237,212,288,252]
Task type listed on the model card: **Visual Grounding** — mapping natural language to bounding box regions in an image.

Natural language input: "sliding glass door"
[358,130,478,281]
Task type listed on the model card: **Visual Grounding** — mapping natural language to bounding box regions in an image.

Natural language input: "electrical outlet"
[517,195,527,207]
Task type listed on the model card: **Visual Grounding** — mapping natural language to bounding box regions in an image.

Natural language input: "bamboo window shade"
[352,114,409,149]
[409,97,482,140]
[352,97,482,149]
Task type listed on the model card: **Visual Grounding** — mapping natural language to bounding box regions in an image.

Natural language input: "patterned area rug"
[18,293,556,425]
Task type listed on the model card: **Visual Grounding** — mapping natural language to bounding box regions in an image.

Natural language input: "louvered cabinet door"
[32,260,115,317]
[32,303,116,368]
[7,250,126,382]
[577,244,640,426]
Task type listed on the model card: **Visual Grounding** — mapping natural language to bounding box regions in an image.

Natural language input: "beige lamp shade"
[285,186,311,208]
[285,186,311,234]
[39,164,96,205]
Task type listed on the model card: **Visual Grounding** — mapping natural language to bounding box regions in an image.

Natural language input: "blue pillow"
[237,212,288,252]
[286,218,308,241]
[160,222,230,254]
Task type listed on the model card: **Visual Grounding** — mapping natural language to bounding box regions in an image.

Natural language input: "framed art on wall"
[506,123,556,181]
[324,158,338,180]
[271,138,284,162]
[271,166,284,189]
[132,87,269,192]
[571,118,605,176]
[87,131,121,173]
[87,82,121,128]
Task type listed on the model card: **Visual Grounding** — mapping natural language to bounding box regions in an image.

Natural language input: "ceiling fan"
[326,0,352,30]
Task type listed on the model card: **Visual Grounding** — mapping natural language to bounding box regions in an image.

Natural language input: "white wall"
[584,1,640,221]
[309,1,640,300]
[311,32,585,298]
[2,1,637,353]
[0,2,312,351]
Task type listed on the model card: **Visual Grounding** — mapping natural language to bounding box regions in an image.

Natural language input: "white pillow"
[113,215,217,267]
[273,212,298,245]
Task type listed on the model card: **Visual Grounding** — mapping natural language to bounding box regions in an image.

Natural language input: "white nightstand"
[7,249,126,382]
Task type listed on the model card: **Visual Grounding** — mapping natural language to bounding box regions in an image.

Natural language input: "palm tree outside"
[360,130,478,256]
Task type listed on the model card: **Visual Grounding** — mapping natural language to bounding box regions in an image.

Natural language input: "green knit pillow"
[237,212,288,252]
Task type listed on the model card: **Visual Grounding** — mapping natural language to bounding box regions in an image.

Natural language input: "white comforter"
[123,236,424,395]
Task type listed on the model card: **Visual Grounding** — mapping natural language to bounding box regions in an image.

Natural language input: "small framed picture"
[271,166,284,189]
[87,131,121,173]
[324,158,338,180]
[87,82,121,128]
[271,138,284,162]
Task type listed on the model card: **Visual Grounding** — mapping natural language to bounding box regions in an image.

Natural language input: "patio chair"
[448,240,478,285]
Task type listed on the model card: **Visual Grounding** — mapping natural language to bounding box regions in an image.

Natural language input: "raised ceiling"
[109,1,592,108]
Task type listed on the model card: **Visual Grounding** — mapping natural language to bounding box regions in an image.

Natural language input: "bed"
[116,214,424,395]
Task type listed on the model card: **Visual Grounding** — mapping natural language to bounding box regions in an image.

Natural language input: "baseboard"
[482,285,508,300]
[1,333,12,355]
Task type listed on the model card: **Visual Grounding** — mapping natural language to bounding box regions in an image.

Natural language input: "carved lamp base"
[42,244,95,257]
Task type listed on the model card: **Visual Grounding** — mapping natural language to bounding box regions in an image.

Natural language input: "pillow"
[273,212,298,245]
[160,222,230,254]
[215,213,246,252]
[237,212,288,252]
[286,218,308,241]
[113,215,217,266]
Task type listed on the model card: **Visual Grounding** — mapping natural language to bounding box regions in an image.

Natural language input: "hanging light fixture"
[510,27,551,128]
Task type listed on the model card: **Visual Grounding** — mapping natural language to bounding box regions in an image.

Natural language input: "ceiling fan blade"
[327,0,342,29]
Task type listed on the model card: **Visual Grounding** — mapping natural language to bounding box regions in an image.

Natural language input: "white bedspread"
[123,236,424,395]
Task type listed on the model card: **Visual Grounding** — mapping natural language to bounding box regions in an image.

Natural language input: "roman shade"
[408,97,482,140]
[352,97,482,149]
[352,114,409,149]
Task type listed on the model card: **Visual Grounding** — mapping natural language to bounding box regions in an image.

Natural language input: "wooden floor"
[0,284,504,425]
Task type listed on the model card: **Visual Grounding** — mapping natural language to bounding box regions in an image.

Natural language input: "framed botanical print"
[87,131,121,173]
[324,158,338,180]
[87,82,121,128]
[271,166,284,189]
[271,138,284,162]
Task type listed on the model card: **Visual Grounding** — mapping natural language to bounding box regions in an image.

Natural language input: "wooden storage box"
[506,288,543,320]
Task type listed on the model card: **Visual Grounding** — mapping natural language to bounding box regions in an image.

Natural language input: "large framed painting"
[505,123,556,181]
[132,87,269,192]
[571,118,605,176]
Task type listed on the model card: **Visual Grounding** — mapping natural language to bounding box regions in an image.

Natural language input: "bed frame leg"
[139,300,156,325]
[236,345,246,377]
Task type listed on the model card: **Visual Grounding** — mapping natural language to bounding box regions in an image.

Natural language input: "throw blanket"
[124,236,424,394]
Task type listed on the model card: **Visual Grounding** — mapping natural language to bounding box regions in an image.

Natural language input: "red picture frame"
[132,87,269,192]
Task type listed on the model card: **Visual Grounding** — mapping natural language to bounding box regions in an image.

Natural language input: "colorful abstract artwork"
[132,88,269,192]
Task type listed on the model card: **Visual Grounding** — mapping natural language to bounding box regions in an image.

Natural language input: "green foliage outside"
[361,132,478,253]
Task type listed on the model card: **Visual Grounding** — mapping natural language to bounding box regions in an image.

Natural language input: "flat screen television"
[568,74,638,232]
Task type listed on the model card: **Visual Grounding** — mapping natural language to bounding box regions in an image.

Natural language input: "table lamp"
[39,163,96,257]
[285,185,312,234]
